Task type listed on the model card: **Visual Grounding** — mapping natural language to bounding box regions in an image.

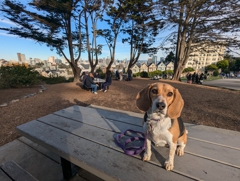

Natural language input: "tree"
[216,60,229,70]
[82,0,107,73]
[0,0,83,82]
[235,59,240,71]
[205,64,218,72]
[157,0,240,81]
[98,0,127,72]
[122,0,164,71]
[165,51,175,63]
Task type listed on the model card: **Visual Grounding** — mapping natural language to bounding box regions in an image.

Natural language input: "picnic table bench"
[16,105,240,181]
[0,160,38,181]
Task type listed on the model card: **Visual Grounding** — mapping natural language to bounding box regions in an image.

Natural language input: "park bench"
[16,105,240,181]
[0,160,38,181]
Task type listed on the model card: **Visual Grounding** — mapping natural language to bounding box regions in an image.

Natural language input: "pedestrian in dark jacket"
[187,73,192,84]
[84,73,98,94]
[199,73,204,84]
[192,72,196,83]
[101,71,112,93]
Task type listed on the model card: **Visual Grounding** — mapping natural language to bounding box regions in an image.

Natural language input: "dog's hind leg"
[176,131,187,156]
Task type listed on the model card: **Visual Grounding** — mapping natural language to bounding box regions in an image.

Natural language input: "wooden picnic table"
[93,78,105,83]
[16,105,240,181]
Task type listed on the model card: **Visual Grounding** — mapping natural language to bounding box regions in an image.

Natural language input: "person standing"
[199,73,204,84]
[187,73,192,84]
[100,71,112,93]
[85,73,98,94]
[192,72,196,84]
[115,70,119,80]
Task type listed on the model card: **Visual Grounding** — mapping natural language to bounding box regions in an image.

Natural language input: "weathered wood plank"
[0,169,11,181]
[16,121,193,181]
[36,114,240,181]
[186,124,240,150]
[53,109,143,133]
[0,139,63,181]
[61,105,143,125]
[0,161,38,181]
[186,139,240,168]
[18,137,61,164]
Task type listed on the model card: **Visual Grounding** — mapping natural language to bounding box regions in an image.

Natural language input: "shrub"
[183,67,195,73]
[140,71,148,78]
[39,76,73,84]
[205,64,218,71]
[133,72,141,77]
[163,70,174,75]
[0,65,41,89]
[213,70,219,76]
[148,70,162,78]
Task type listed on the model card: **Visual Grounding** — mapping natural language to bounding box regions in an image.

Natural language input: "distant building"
[166,62,174,71]
[160,57,165,62]
[17,53,26,62]
[55,58,62,64]
[148,62,157,72]
[48,56,55,63]
[152,55,158,65]
[157,62,166,71]
[185,42,226,72]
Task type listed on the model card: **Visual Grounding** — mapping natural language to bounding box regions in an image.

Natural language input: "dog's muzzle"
[156,102,166,110]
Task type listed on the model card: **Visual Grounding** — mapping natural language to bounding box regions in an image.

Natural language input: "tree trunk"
[71,63,81,82]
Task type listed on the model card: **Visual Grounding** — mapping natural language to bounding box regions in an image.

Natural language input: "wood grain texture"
[0,161,38,181]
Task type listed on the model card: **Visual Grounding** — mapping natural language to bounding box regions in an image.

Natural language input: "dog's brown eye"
[151,89,158,94]
[167,92,173,97]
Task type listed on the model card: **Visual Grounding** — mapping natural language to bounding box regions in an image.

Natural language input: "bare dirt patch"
[0,78,239,146]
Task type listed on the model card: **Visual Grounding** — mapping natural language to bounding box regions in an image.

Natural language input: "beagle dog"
[136,82,187,171]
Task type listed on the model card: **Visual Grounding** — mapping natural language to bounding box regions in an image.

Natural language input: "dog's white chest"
[144,118,172,146]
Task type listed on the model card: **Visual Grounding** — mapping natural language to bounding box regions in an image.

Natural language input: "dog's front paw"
[164,160,174,171]
[176,147,184,156]
[143,152,151,161]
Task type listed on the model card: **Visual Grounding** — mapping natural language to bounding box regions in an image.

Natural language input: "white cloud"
[0,18,16,26]
[0,32,17,37]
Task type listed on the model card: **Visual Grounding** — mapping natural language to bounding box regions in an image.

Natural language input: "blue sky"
[0,16,167,62]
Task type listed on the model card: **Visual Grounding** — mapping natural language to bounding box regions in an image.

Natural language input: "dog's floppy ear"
[136,84,152,112]
[167,89,184,119]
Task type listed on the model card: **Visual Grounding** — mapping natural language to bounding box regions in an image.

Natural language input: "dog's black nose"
[156,102,166,110]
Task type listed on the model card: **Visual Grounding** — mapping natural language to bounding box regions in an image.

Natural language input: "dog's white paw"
[143,152,151,161]
[176,147,184,156]
[164,160,174,171]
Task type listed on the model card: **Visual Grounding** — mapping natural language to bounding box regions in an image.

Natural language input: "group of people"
[186,72,205,84]
[80,71,112,94]
[115,69,132,81]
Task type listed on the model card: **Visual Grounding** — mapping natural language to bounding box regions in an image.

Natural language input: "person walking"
[85,72,98,94]
[100,71,112,93]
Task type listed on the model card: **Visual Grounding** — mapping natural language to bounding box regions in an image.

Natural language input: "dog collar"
[149,118,160,122]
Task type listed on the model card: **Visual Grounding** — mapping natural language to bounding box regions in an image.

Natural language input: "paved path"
[203,78,240,90]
